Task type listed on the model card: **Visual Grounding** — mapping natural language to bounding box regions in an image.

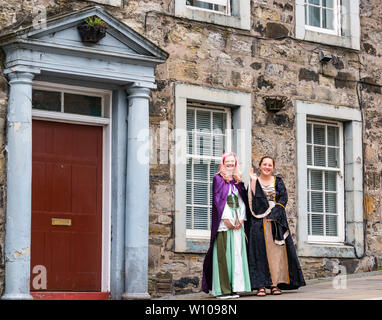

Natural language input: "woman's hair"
[218,152,242,183]
[259,155,275,167]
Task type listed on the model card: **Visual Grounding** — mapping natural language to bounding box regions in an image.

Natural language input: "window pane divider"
[186,155,221,161]
[186,179,211,184]
[31,109,110,126]
[307,166,341,172]
[61,92,64,112]
[187,204,211,208]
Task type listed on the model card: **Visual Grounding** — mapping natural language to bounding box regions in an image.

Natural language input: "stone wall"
[145,0,382,297]
[147,0,382,297]
[0,0,382,298]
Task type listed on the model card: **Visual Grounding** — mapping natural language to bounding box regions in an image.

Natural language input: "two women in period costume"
[202,153,305,298]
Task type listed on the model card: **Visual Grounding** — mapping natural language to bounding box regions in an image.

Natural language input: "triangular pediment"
[1,5,168,61]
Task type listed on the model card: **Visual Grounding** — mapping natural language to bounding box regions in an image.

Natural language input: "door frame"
[31,81,112,293]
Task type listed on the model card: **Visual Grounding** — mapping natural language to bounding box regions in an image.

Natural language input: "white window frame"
[175,0,250,30]
[304,0,341,36]
[174,83,251,253]
[32,82,110,124]
[186,0,231,16]
[185,104,232,240]
[296,100,364,258]
[31,81,112,292]
[295,0,360,50]
[306,119,345,243]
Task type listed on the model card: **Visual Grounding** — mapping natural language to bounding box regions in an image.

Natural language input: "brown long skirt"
[263,218,290,286]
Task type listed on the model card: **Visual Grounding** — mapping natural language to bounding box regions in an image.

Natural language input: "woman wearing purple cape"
[201,152,251,299]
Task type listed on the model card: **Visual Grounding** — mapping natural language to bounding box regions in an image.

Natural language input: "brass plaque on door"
[52,218,72,226]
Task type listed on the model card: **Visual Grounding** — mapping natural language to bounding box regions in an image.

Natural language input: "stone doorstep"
[153,270,382,300]
[31,292,111,300]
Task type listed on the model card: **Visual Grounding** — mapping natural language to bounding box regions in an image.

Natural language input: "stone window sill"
[298,242,356,258]
[184,239,209,253]
[301,29,360,51]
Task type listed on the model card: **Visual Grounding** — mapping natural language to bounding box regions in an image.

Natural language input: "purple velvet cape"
[201,173,249,293]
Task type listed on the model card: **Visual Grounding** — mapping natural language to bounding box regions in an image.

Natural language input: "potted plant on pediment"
[77,16,107,44]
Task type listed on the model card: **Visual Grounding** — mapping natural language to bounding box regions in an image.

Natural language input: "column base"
[121,292,151,300]
[1,293,34,300]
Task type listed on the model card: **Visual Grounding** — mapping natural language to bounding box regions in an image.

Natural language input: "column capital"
[126,84,151,100]
[127,81,157,90]
[4,65,40,77]
[6,71,35,85]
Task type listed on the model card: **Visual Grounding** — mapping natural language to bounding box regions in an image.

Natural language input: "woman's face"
[259,158,274,176]
[224,155,236,170]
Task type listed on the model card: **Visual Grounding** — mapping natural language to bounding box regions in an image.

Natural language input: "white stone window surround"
[296,100,364,258]
[295,0,360,50]
[174,83,252,253]
[175,0,251,30]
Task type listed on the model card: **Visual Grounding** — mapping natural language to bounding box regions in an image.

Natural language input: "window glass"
[307,121,342,239]
[186,106,228,231]
[64,93,102,117]
[322,8,334,29]
[32,90,61,112]
[305,0,336,31]
[32,89,103,117]
[186,0,230,15]
[322,0,333,8]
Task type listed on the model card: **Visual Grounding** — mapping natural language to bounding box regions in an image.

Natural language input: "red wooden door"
[31,120,103,291]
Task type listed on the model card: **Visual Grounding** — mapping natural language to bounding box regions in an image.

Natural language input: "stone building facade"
[0,0,381,299]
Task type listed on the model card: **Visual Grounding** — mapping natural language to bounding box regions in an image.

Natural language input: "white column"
[2,72,34,300]
[122,84,151,300]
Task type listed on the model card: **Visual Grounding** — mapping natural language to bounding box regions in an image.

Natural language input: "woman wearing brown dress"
[245,156,305,296]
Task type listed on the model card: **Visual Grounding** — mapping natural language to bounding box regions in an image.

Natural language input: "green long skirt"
[212,228,251,296]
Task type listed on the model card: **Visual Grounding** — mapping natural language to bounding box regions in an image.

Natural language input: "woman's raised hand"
[249,167,257,180]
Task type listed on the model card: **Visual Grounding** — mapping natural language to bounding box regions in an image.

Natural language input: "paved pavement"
[158,271,382,300]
